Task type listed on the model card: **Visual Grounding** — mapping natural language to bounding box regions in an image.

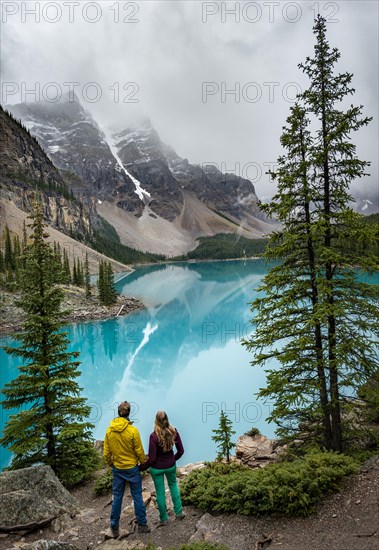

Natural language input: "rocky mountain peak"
[5,96,271,240]
[0,105,97,238]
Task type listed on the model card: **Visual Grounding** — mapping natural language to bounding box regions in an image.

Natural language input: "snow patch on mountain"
[102,129,151,203]
[361,199,373,212]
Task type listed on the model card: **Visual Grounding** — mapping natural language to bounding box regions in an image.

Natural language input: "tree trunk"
[328,311,343,450]
[300,123,333,449]
[319,40,342,451]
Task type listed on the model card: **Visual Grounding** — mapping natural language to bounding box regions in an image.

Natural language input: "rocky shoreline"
[0,286,144,337]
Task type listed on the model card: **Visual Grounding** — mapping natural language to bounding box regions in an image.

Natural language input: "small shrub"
[57,440,101,488]
[244,427,260,437]
[181,451,358,517]
[94,468,113,496]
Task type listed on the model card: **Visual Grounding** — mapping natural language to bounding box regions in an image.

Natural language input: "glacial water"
[1,260,377,471]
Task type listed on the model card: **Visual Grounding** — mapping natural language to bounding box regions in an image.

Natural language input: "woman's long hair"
[154,411,176,452]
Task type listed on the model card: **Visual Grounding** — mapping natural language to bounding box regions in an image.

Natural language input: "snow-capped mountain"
[350,197,379,216]
[7,96,144,214]
[5,96,276,255]
[0,105,97,238]
[111,120,264,224]
[111,121,184,221]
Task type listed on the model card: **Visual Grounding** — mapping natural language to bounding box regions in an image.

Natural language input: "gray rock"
[189,513,219,543]
[0,465,79,531]
[177,462,206,477]
[98,540,148,550]
[235,434,287,468]
[50,513,73,534]
[21,541,79,550]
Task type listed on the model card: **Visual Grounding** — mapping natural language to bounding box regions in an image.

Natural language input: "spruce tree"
[62,249,71,284]
[77,258,84,287]
[97,261,117,305]
[104,262,117,305]
[5,267,14,289]
[12,235,22,287]
[243,16,378,451]
[53,242,62,269]
[0,198,99,485]
[72,258,78,286]
[21,221,28,269]
[22,220,28,251]
[97,260,105,303]
[4,225,13,270]
[299,15,375,450]
[13,234,21,261]
[84,253,91,298]
[211,410,236,463]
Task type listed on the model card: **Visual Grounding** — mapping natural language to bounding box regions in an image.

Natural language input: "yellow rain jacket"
[104,417,146,469]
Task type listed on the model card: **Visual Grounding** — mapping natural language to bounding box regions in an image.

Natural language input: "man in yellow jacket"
[104,401,150,537]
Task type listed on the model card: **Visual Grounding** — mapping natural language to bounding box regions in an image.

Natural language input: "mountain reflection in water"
[0,260,277,469]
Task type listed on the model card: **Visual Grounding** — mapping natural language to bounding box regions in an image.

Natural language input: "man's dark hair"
[118,401,131,418]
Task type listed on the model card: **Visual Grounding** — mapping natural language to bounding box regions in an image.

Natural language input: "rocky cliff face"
[112,120,262,224]
[0,105,97,238]
[7,97,264,229]
[7,97,142,216]
[112,123,183,221]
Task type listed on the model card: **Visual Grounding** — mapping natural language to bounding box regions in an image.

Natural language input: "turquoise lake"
[1,260,377,471]
[0,259,275,470]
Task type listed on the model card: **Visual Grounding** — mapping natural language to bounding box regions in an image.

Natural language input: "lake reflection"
[0,260,275,469]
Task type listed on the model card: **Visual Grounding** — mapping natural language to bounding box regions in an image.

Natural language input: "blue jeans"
[111,465,147,529]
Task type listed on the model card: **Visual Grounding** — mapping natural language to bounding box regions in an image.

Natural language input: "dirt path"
[1,457,378,550]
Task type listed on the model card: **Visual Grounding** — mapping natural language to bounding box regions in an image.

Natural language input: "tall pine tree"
[0,198,99,485]
[243,16,378,451]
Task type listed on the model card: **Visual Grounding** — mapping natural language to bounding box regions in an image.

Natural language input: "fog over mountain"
[1,0,378,202]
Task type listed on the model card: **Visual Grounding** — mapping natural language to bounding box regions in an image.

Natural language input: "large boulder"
[0,465,79,532]
[235,434,286,468]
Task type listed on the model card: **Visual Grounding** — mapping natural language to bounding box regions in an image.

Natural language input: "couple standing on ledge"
[103,401,185,538]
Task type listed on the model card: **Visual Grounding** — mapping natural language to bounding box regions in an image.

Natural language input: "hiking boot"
[137,524,151,533]
[158,519,169,527]
[104,526,119,539]
[175,512,186,520]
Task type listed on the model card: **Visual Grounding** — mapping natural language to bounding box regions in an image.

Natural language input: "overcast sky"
[1,0,378,198]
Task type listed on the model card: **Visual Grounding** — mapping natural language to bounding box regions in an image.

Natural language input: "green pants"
[150,464,183,522]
